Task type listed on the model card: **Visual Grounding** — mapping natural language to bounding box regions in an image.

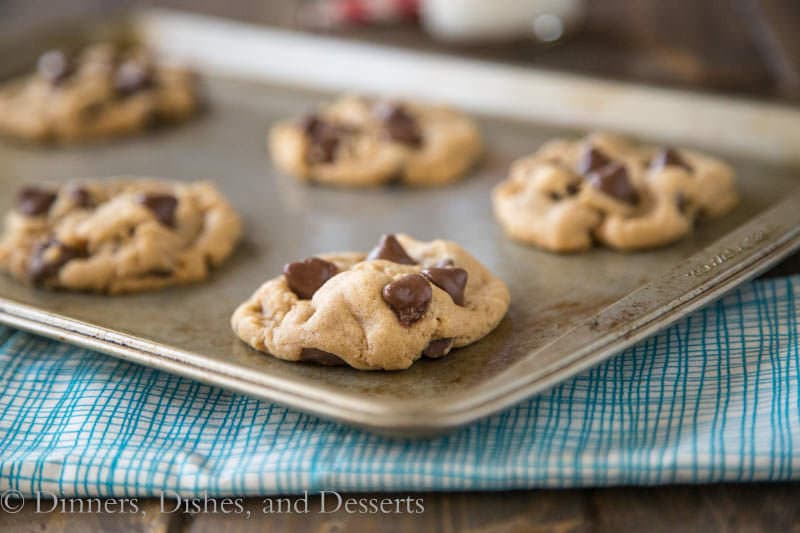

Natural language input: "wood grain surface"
[0,1,799,531]
[3,485,800,532]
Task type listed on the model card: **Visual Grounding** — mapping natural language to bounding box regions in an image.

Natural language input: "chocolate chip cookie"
[0,179,242,293]
[231,234,510,370]
[0,43,200,143]
[268,95,483,187]
[492,132,739,252]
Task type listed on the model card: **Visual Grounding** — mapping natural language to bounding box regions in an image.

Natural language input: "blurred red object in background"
[299,0,584,44]
[299,0,420,28]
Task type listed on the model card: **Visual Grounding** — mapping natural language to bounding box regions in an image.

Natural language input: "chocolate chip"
[676,192,690,214]
[138,194,178,227]
[299,348,346,366]
[367,234,417,265]
[37,50,74,85]
[422,267,468,306]
[301,115,319,132]
[382,274,432,326]
[587,163,639,204]
[422,338,454,358]
[374,102,422,147]
[302,115,350,164]
[17,187,57,216]
[566,182,581,196]
[283,257,339,300]
[550,181,582,201]
[650,147,693,172]
[301,115,323,134]
[114,60,154,97]
[28,239,87,284]
[70,187,94,208]
[307,136,339,164]
[577,146,613,176]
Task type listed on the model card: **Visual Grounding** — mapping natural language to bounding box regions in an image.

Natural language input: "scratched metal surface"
[0,72,798,403]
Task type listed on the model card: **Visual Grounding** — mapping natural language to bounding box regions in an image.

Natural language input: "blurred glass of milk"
[422,0,584,43]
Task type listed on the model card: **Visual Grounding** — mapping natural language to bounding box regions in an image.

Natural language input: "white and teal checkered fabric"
[0,275,798,496]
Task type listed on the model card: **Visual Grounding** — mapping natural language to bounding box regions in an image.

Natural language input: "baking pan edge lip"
[133,7,800,167]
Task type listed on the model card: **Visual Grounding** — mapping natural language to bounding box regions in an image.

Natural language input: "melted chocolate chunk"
[37,50,74,85]
[587,163,639,204]
[28,239,87,284]
[114,60,154,97]
[549,182,581,202]
[70,187,94,208]
[282,257,339,300]
[422,338,454,358]
[422,267,468,306]
[374,102,422,147]
[301,115,321,132]
[650,147,693,172]
[138,194,178,227]
[299,348,346,366]
[366,234,417,265]
[302,115,350,164]
[17,187,57,216]
[577,146,613,176]
[566,182,581,196]
[676,192,689,214]
[382,274,432,326]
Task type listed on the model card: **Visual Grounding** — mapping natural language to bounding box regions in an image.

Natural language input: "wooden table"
[1,1,799,531]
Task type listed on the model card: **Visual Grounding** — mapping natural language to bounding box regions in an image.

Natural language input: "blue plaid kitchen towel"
[0,274,798,497]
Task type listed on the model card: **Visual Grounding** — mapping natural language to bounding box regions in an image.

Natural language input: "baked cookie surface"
[231,234,510,370]
[269,95,483,187]
[492,133,739,252]
[0,44,200,143]
[0,179,242,293]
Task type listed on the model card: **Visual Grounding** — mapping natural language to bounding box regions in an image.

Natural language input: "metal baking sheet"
[1,10,799,436]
